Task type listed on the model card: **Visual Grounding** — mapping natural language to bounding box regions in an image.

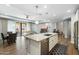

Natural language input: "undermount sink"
[44,34,52,36]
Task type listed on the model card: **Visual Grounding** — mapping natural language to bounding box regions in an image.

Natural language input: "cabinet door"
[49,36,55,51]
[41,39,49,55]
[49,39,55,51]
[29,40,41,55]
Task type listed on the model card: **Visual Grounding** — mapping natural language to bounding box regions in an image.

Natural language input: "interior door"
[74,21,78,49]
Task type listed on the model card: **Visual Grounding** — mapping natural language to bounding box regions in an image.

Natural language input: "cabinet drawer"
[49,37,54,42]
[49,40,55,51]
[49,36,57,43]
[49,36,58,51]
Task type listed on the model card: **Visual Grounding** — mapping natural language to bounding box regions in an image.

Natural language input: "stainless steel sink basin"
[44,34,52,36]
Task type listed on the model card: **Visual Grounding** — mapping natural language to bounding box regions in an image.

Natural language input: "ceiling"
[0,4,79,23]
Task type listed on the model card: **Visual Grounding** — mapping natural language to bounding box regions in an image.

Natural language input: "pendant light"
[34,5,39,24]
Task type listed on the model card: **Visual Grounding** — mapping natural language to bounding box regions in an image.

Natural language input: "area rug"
[49,44,67,55]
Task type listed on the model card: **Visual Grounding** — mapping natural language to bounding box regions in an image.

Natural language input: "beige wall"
[0,19,8,39]
[2,19,8,35]
[0,20,2,39]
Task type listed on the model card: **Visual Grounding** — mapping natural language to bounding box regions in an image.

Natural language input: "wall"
[31,22,56,33]
[2,19,8,35]
[7,20,16,33]
[48,23,56,32]
[56,21,63,32]
[63,20,68,38]
[56,21,64,32]
[26,22,31,31]
[56,19,71,39]
[71,10,79,44]
[0,20,2,39]
[0,19,8,39]
[31,24,40,33]
[63,19,71,39]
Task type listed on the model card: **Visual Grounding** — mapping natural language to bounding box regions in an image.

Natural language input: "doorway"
[63,18,71,39]
[74,21,78,49]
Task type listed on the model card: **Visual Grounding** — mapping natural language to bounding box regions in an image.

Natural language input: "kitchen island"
[24,33,58,55]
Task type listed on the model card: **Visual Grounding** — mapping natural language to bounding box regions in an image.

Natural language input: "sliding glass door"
[22,23,27,35]
[16,22,21,36]
[16,22,31,36]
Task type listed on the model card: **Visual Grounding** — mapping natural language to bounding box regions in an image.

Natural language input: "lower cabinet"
[28,39,41,55]
[41,38,49,55]
[49,35,58,51]
[26,34,58,55]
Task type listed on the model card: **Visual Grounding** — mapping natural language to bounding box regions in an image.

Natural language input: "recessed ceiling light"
[35,21,39,24]
[67,9,71,13]
[44,5,47,8]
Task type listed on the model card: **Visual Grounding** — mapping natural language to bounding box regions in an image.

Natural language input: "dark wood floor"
[58,35,78,55]
[0,35,78,55]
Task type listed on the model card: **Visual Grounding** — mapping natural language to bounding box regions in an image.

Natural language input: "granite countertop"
[25,32,57,42]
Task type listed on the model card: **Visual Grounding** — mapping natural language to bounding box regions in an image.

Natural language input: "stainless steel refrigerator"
[74,21,79,51]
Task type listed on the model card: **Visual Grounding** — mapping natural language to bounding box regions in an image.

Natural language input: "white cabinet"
[49,35,58,51]
[26,39,41,55]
